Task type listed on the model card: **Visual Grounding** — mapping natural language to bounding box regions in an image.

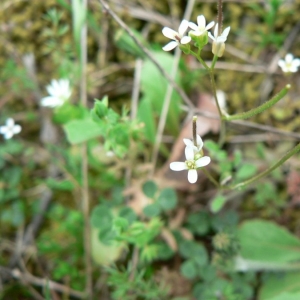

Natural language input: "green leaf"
[210,194,227,213]
[137,97,156,142]
[139,51,182,136]
[179,240,208,262]
[180,260,198,279]
[63,118,102,144]
[238,220,300,263]
[90,204,113,229]
[118,207,137,225]
[143,203,161,218]
[235,163,257,181]
[186,211,210,236]
[259,272,300,300]
[157,188,177,211]
[142,181,158,198]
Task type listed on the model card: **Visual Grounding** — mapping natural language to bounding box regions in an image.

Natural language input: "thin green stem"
[224,85,290,121]
[202,168,221,188]
[209,70,226,145]
[190,50,210,71]
[211,55,218,70]
[229,142,300,190]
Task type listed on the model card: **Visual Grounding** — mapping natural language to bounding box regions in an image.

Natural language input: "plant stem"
[229,142,300,190]
[224,85,290,121]
[217,0,223,35]
[202,168,221,188]
[79,0,92,298]
[193,116,197,146]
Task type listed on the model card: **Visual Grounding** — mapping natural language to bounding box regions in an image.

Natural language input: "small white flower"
[278,53,300,73]
[0,118,22,139]
[208,23,230,57]
[41,79,72,108]
[189,15,215,36]
[162,20,191,51]
[170,144,211,184]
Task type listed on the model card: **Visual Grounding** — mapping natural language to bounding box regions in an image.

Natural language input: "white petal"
[217,36,227,43]
[196,135,203,149]
[162,27,177,40]
[170,162,187,171]
[13,125,21,134]
[197,15,206,29]
[214,23,219,38]
[181,36,191,44]
[278,59,285,68]
[292,59,300,67]
[6,118,14,127]
[183,138,193,147]
[188,22,198,31]
[221,26,230,40]
[185,146,194,160]
[178,20,189,36]
[285,53,294,63]
[288,66,298,73]
[208,32,215,41]
[0,126,8,134]
[195,156,211,168]
[206,21,215,30]
[162,41,178,51]
[41,96,62,107]
[188,169,198,183]
[4,131,14,139]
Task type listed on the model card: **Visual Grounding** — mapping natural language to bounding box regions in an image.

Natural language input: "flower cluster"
[278,53,300,73]
[170,135,211,184]
[0,118,22,140]
[162,15,230,57]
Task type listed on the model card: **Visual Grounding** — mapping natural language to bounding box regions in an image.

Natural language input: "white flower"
[162,20,191,51]
[208,23,230,57]
[41,79,72,108]
[183,134,203,154]
[0,118,22,139]
[278,53,300,73]
[189,15,215,36]
[170,144,211,184]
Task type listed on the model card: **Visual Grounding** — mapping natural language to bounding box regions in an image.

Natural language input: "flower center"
[185,160,196,169]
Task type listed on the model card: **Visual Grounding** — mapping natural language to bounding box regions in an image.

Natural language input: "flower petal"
[197,15,205,29]
[178,20,189,36]
[221,26,230,40]
[4,131,14,139]
[170,162,187,171]
[206,21,215,30]
[162,41,178,51]
[285,53,294,63]
[13,125,21,134]
[208,32,215,41]
[188,169,198,183]
[196,135,203,150]
[6,118,14,127]
[0,126,8,134]
[214,23,219,38]
[188,22,198,31]
[185,146,194,160]
[181,36,191,44]
[195,156,211,168]
[183,138,193,147]
[162,27,177,40]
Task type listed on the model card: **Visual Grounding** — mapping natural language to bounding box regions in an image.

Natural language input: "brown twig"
[0,266,85,299]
